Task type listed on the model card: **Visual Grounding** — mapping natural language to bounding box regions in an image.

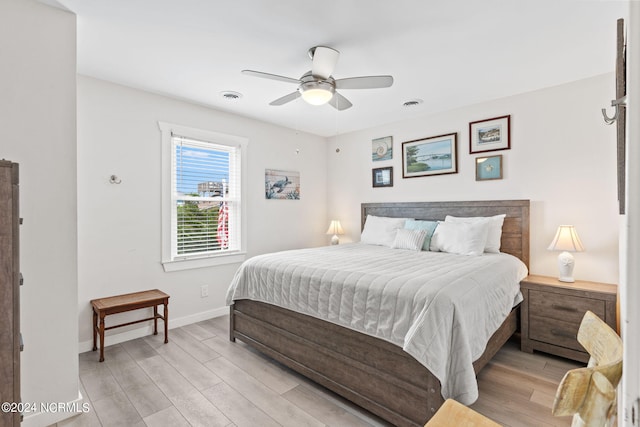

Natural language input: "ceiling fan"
[242,46,394,111]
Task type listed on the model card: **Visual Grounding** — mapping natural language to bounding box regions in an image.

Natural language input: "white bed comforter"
[225,243,528,404]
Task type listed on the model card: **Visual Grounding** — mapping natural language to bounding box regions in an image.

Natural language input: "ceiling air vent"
[403,99,423,108]
[220,91,243,100]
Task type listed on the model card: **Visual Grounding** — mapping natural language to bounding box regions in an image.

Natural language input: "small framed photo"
[475,155,503,181]
[372,136,393,161]
[469,115,511,154]
[402,133,457,178]
[372,166,393,187]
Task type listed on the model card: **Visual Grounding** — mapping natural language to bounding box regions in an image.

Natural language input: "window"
[160,122,247,271]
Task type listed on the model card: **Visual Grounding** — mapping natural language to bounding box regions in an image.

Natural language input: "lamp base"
[330,235,339,245]
[557,251,575,283]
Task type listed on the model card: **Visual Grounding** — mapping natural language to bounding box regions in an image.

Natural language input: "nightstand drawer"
[529,315,583,351]
[528,289,605,323]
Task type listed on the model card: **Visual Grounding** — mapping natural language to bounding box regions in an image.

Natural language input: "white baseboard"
[78,306,228,353]
[21,390,86,427]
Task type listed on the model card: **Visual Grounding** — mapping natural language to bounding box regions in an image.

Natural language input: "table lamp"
[547,225,584,283]
[326,220,344,245]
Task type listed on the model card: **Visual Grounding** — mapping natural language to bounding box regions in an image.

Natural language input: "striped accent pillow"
[404,219,438,251]
[391,228,427,251]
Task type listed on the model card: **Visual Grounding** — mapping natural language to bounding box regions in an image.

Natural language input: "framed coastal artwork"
[372,136,393,161]
[469,115,511,154]
[372,166,393,187]
[265,169,300,200]
[402,133,457,178]
[475,155,503,181]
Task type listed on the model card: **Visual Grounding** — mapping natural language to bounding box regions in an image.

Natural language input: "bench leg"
[99,313,105,362]
[153,305,158,335]
[92,309,98,351]
[164,301,169,344]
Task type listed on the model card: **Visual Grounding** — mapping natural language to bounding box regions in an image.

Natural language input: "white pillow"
[391,229,427,251]
[429,221,489,256]
[361,215,411,247]
[445,214,506,253]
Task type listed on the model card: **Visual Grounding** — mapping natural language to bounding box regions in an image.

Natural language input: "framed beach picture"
[402,133,457,178]
[265,169,300,199]
[372,166,393,187]
[372,136,393,161]
[469,115,511,154]
[475,155,503,181]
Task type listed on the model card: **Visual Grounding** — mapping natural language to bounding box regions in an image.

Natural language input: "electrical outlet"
[200,285,209,298]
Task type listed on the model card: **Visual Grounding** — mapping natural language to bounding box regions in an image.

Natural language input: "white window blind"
[171,134,242,260]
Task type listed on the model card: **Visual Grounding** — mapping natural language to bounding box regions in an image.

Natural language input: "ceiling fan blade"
[311,46,339,80]
[269,91,301,106]
[335,75,394,90]
[242,70,300,84]
[328,92,353,111]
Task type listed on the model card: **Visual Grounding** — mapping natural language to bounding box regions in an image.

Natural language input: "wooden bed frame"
[229,200,530,426]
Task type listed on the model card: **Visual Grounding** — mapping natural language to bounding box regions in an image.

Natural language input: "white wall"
[621,3,639,424]
[0,1,80,426]
[327,73,619,284]
[77,76,327,348]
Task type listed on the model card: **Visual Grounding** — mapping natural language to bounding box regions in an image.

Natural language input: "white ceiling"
[54,0,627,137]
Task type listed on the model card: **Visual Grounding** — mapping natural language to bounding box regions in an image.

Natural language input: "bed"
[227,200,530,426]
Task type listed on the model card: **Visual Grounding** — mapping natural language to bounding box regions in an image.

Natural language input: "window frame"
[159,122,247,272]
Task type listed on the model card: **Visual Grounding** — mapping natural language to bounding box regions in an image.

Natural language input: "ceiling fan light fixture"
[299,81,335,106]
[244,46,392,111]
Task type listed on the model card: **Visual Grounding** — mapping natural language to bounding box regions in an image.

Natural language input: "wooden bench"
[90,289,169,362]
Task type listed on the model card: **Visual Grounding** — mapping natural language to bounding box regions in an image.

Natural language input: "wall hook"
[602,95,627,125]
[109,175,122,184]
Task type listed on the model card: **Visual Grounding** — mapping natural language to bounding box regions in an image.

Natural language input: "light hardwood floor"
[53,316,581,427]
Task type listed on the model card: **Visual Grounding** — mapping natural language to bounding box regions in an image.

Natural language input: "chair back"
[552,311,622,427]
[577,310,623,385]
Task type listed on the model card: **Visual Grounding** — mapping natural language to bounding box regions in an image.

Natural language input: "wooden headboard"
[361,200,530,268]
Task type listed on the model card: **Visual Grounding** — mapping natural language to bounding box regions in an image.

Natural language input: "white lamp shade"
[547,225,585,252]
[326,220,344,235]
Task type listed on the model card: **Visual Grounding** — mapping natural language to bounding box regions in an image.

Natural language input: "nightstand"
[520,274,618,363]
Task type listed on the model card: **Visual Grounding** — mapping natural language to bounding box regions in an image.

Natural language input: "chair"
[552,310,623,427]
[424,398,501,427]
[425,310,622,427]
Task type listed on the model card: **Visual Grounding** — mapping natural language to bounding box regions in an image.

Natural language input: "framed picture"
[372,166,393,187]
[265,169,300,199]
[402,133,457,178]
[475,155,503,181]
[469,115,511,154]
[372,136,393,161]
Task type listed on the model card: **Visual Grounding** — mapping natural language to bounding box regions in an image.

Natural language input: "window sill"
[162,251,247,272]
